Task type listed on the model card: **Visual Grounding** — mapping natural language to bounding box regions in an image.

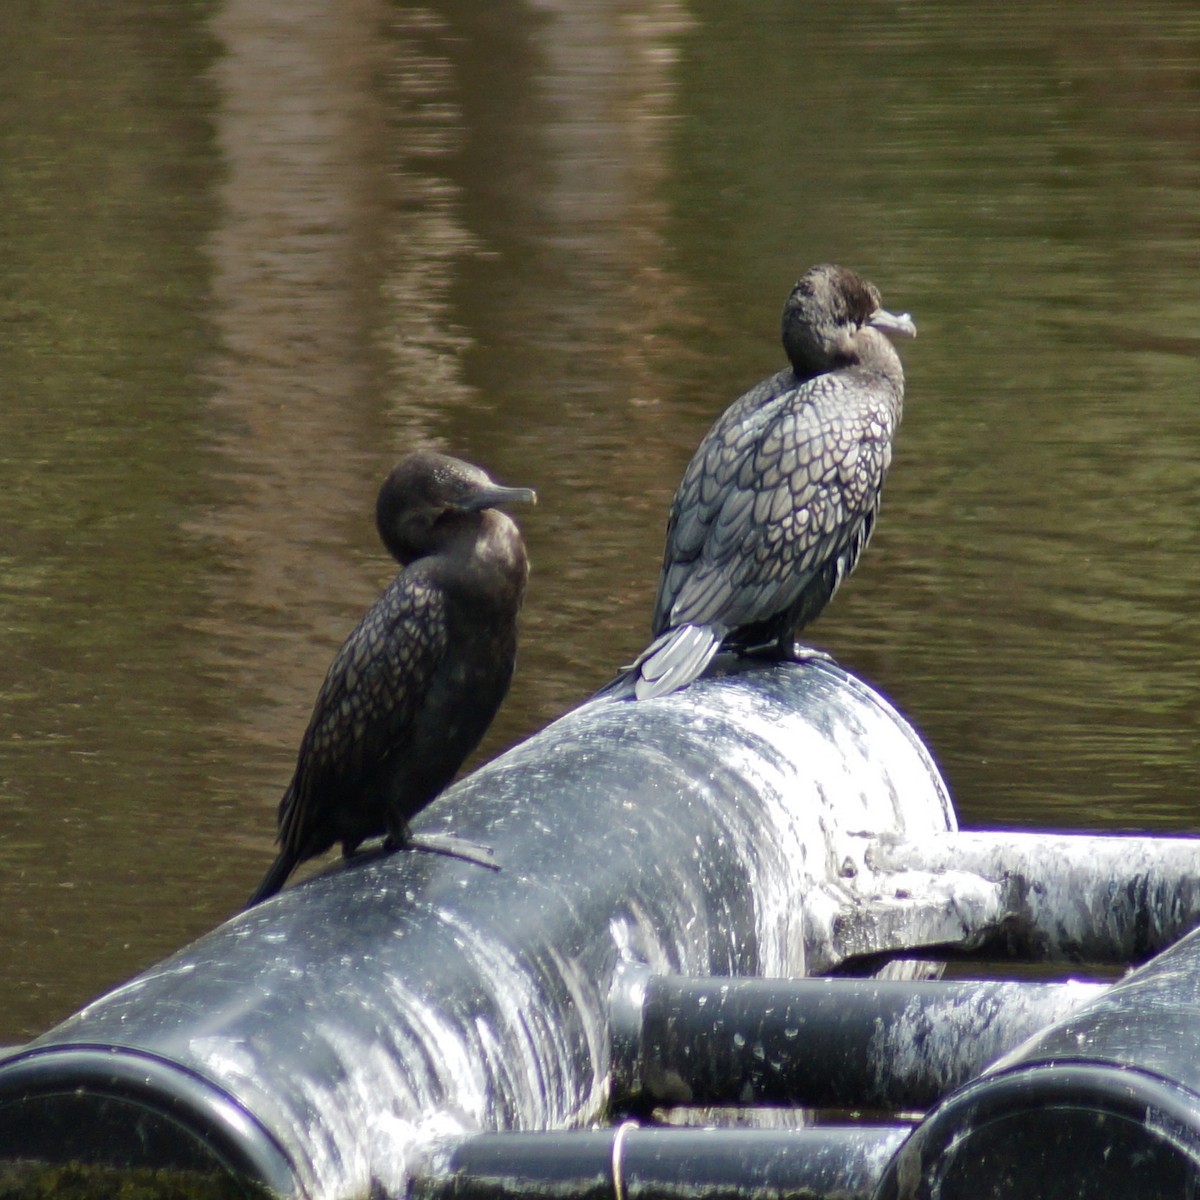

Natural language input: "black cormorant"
[628,263,915,700]
[247,452,535,906]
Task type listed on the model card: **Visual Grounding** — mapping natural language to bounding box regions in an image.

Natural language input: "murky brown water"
[0,0,1197,1042]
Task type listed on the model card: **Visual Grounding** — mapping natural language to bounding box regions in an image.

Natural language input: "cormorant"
[247,452,535,906]
[628,263,915,700]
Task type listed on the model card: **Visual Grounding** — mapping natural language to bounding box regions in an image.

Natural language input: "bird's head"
[782,263,915,377]
[376,451,536,564]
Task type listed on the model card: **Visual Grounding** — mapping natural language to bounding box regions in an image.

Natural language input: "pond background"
[1,0,1197,1043]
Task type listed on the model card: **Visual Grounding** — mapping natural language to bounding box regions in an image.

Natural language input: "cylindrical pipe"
[873,922,1200,1198]
[872,831,1200,964]
[610,973,1108,1112]
[0,662,953,1199]
[0,1047,296,1196]
[412,1127,911,1200]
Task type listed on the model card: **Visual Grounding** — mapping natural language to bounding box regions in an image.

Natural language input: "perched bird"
[628,263,916,700]
[247,452,535,906]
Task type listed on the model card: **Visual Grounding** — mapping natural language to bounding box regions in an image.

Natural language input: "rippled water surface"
[0,0,1197,1041]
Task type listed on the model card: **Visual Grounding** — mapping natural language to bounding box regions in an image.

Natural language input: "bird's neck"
[853,328,906,388]
[434,512,529,607]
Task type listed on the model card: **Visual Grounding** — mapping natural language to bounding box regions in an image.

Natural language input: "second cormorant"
[246,451,535,906]
[627,263,916,700]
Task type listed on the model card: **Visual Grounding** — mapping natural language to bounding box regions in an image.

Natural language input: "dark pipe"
[609,969,1108,1113]
[0,662,953,1199]
[0,1047,293,1196]
[873,922,1200,1198]
[412,1127,911,1200]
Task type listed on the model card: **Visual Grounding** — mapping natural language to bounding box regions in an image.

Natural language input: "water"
[0,0,1196,1043]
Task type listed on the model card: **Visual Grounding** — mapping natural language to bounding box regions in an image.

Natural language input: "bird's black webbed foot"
[783,642,838,667]
[386,829,501,871]
[731,640,836,667]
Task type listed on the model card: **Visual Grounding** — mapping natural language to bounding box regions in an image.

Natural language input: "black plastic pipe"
[874,921,1200,1198]
[609,969,1108,1112]
[0,661,953,1199]
[0,1047,292,1196]
[412,1127,911,1200]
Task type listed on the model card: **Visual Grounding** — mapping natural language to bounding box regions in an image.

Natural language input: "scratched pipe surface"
[0,661,953,1199]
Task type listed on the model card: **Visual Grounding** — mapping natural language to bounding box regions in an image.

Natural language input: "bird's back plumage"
[629,264,914,701]
[247,452,532,906]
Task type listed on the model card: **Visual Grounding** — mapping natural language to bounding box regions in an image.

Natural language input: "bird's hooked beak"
[459,484,538,513]
[868,307,917,339]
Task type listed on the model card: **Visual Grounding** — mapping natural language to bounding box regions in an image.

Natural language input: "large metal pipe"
[873,921,1200,1199]
[0,662,953,1199]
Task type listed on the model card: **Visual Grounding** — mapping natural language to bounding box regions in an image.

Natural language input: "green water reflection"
[0,0,1196,1041]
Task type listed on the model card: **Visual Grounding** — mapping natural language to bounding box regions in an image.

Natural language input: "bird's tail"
[634,624,724,699]
[589,666,639,701]
[591,624,725,703]
[245,849,298,909]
